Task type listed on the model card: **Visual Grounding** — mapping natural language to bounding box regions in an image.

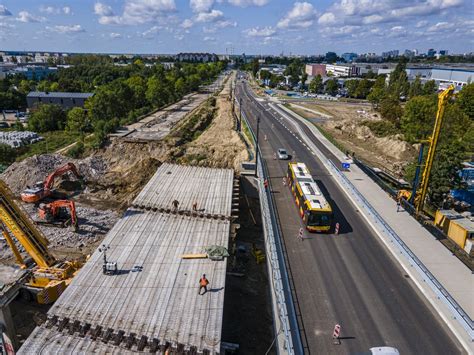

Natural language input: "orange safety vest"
[200,277,209,286]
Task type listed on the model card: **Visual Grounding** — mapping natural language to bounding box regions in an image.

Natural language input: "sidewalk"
[275,103,474,351]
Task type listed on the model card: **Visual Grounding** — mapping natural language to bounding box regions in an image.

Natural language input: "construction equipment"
[20,162,83,203]
[38,200,78,230]
[398,85,455,213]
[99,244,118,275]
[0,180,82,304]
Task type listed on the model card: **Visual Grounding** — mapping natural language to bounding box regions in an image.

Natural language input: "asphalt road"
[235,80,464,354]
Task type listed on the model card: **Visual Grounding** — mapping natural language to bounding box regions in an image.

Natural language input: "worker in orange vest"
[199,274,209,295]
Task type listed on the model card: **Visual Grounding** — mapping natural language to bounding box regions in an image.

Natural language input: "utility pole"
[239,97,242,132]
[255,116,260,177]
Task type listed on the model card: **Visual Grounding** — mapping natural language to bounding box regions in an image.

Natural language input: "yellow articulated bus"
[287,162,333,232]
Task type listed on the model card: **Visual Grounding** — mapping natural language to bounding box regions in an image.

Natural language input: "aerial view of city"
[0,0,473,354]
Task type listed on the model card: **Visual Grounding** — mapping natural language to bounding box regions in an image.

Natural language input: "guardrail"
[326,159,474,341]
[240,107,303,354]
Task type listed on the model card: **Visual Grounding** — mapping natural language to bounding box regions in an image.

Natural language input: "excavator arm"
[39,200,78,229]
[0,180,56,268]
[44,162,83,191]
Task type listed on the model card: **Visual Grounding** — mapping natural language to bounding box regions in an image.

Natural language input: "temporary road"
[235,80,464,354]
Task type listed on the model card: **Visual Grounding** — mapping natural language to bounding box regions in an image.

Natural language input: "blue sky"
[0,0,472,55]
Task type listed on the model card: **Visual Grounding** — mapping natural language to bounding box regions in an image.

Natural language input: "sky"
[0,0,473,55]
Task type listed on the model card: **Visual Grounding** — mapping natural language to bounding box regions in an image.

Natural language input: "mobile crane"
[398,85,455,213]
[38,200,78,230]
[20,162,83,203]
[0,180,81,304]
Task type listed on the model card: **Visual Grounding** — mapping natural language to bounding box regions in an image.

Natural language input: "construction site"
[0,72,273,353]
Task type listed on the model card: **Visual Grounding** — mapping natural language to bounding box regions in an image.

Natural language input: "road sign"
[335,222,340,235]
[298,227,304,241]
[333,324,341,338]
[342,162,351,170]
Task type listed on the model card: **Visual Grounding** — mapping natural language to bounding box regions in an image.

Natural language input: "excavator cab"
[37,200,79,231]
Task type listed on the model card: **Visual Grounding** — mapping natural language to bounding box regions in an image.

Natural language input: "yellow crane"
[0,180,81,304]
[399,85,455,213]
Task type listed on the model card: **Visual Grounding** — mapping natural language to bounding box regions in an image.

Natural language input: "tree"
[409,76,423,98]
[0,144,16,165]
[422,80,436,96]
[400,95,437,142]
[345,80,359,98]
[66,107,91,133]
[456,83,474,119]
[289,74,300,88]
[28,104,66,132]
[379,96,403,124]
[251,59,259,77]
[301,72,308,89]
[309,75,323,93]
[367,75,386,109]
[325,79,338,96]
[354,79,372,99]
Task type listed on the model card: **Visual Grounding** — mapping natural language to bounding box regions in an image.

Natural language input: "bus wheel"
[18,288,33,302]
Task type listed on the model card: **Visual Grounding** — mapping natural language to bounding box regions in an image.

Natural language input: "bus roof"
[289,162,331,211]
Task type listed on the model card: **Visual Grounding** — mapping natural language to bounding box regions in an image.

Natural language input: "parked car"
[0,122,9,129]
[277,148,289,160]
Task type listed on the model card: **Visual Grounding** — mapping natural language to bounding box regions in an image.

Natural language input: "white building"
[326,64,360,77]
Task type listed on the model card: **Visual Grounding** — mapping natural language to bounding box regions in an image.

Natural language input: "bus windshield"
[308,212,332,227]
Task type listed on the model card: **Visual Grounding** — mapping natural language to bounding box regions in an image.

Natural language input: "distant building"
[9,66,57,80]
[326,64,360,77]
[26,92,94,110]
[305,64,326,77]
[325,52,338,62]
[381,50,399,58]
[341,53,358,63]
[427,48,437,57]
[439,50,448,56]
[176,53,218,62]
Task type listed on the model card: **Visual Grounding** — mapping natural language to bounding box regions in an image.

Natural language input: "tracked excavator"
[38,200,78,230]
[0,180,82,304]
[20,162,83,203]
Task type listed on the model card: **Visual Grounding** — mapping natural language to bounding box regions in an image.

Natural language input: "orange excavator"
[21,163,83,203]
[38,200,78,230]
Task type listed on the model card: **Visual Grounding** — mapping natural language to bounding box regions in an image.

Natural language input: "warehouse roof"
[27,91,94,99]
[19,164,236,354]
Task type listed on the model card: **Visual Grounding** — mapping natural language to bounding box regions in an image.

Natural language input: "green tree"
[0,144,16,165]
[401,95,437,142]
[325,79,338,96]
[309,74,323,93]
[301,72,308,89]
[28,104,66,132]
[66,107,90,133]
[251,59,259,77]
[423,80,437,95]
[354,79,372,99]
[409,76,423,98]
[345,80,359,98]
[456,83,474,118]
[380,96,403,124]
[367,75,387,109]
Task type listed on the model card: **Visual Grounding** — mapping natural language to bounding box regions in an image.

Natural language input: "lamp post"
[255,116,260,177]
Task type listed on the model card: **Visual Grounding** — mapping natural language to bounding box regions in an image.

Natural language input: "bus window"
[308,212,333,227]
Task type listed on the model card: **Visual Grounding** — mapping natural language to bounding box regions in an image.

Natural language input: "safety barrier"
[241,107,303,354]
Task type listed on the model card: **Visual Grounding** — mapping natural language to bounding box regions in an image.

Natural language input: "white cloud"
[63,6,72,15]
[40,5,72,15]
[318,12,336,25]
[228,0,269,6]
[17,11,46,23]
[245,26,276,37]
[416,20,428,28]
[110,32,122,38]
[195,9,223,22]
[204,36,216,41]
[277,2,317,29]
[190,0,215,13]
[94,0,176,25]
[181,18,194,28]
[141,25,161,37]
[0,5,12,16]
[47,24,85,33]
[427,21,455,32]
[215,19,237,28]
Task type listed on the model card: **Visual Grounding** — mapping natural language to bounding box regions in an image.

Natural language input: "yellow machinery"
[0,180,81,304]
[398,85,455,213]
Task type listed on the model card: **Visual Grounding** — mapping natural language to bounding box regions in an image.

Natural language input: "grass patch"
[309,121,348,154]
[362,120,398,138]
[15,131,81,161]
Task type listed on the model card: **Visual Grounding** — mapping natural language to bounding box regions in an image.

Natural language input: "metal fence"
[240,108,303,354]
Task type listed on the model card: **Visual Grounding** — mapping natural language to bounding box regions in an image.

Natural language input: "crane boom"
[0,180,56,268]
[416,85,455,213]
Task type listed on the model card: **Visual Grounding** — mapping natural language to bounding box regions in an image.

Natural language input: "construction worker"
[264,179,269,189]
[192,202,197,211]
[199,274,209,295]
[172,199,179,211]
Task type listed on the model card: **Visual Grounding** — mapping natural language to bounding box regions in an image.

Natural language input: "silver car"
[277,148,289,160]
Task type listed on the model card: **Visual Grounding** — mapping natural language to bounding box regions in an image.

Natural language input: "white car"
[277,148,289,160]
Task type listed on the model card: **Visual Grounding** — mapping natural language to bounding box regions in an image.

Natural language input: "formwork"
[19,164,236,354]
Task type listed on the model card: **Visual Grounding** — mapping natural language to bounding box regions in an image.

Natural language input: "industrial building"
[26,92,94,110]
[305,64,326,77]
[325,64,360,77]
[19,163,237,354]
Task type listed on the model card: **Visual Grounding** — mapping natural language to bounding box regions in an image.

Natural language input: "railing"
[326,159,474,341]
[240,107,303,354]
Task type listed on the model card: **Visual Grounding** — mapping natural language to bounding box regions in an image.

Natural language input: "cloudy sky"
[0,0,472,55]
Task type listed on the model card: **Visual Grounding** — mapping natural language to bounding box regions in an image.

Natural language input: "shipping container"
[447,217,474,249]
